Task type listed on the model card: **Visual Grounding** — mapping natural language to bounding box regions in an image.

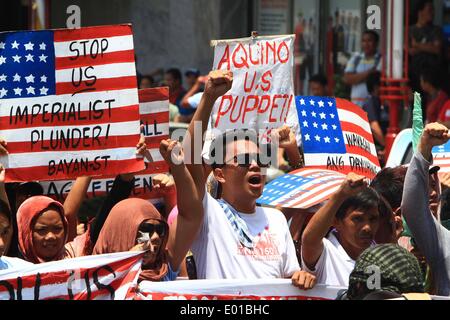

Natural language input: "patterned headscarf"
[347,244,424,300]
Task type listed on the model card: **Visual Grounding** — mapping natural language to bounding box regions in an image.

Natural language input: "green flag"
[412,92,424,152]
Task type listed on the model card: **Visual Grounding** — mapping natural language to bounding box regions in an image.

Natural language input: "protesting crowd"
[1,0,450,301]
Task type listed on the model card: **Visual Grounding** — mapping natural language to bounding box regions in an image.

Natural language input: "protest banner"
[0,251,143,300]
[0,24,144,182]
[432,141,450,180]
[257,168,347,209]
[205,34,300,150]
[297,96,380,179]
[136,279,344,300]
[39,87,170,203]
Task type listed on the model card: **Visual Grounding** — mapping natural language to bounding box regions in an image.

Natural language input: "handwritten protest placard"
[40,87,170,203]
[207,35,300,144]
[297,96,380,179]
[0,251,143,300]
[0,24,144,182]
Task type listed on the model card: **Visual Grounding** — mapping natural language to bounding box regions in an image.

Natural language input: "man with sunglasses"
[181,70,316,290]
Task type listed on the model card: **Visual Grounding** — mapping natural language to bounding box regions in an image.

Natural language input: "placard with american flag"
[256,168,346,209]
[39,87,170,205]
[433,141,450,179]
[0,24,144,182]
[297,96,380,179]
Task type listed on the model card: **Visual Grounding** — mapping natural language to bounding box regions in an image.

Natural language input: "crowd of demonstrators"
[4,67,450,300]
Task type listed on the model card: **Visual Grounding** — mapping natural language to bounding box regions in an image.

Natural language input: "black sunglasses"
[224,153,270,168]
[139,222,167,237]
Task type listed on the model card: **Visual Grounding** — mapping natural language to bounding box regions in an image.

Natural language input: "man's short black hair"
[363,30,380,44]
[309,74,328,87]
[420,67,442,89]
[165,68,182,82]
[416,0,433,14]
[366,71,381,94]
[335,188,382,220]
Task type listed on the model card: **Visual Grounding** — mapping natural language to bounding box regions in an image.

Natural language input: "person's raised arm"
[272,125,304,170]
[183,70,233,199]
[161,139,203,271]
[180,77,204,109]
[64,176,92,242]
[402,123,450,262]
[301,173,367,270]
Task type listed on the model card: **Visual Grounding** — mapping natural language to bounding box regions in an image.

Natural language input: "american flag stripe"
[55,75,137,95]
[53,35,134,56]
[0,104,139,130]
[55,62,136,82]
[55,50,135,69]
[0,88,139,117]
[7,159,143,182]
[1,121,140,143]
[275,169,339,206]
[257,168,347,209]
[53,25,133,42]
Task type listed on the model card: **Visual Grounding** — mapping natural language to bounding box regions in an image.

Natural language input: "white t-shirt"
[0,256,33,271]
[191,193,300,279]
[301,230,355,287]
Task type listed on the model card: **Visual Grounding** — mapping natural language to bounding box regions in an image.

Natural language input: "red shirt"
[427,90,449,123]
[438,99,450,122]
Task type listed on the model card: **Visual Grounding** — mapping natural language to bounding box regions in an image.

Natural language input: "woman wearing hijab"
[16,196,75,263]
[93,198,175,281]
[93,139,204,282]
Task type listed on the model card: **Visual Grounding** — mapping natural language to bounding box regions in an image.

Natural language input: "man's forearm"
[302,192,346,246]
[171,164,203,222]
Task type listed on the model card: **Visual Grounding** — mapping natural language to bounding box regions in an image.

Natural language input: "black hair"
[165,68,182,82]
[416,0,433,14]
[0,200,11,221]
[420,67,442,89]
[208,129,272,169]
[335,188,382,220]
[363,30,380,44]
[309,74,328,87]
[366,71,381,95]
[440,188,450,221]
[370,166,407,210]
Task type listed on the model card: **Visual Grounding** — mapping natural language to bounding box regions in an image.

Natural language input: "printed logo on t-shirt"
[237,226,281,261]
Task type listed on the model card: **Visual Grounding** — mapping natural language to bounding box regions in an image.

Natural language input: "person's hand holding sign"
[0,138,8,156]
[336,173,368,200]
[203,70,233,102]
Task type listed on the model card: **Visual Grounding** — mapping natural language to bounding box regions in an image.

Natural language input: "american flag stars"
[0,31,54,99]
[296,96,346,154]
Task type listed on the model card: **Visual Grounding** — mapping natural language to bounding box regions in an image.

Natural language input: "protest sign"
[257,168,347,209]
[206,35,300,146]
[0,24,144,182]
[0,251,143,300]
[136,279,343,300]
[297,96,380,179]
[432,141,450,180]
[40,87,170,203]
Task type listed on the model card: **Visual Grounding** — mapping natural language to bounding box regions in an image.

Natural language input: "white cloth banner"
[0,251,143,300]
[136,279,344,300]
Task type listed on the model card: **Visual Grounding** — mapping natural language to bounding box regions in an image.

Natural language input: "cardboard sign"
[0,25,144,182]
